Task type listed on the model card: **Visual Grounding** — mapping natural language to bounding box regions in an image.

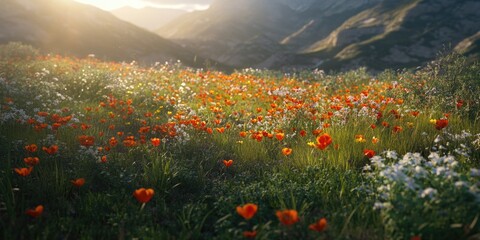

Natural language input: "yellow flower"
[307,142,315,147]
[430,119,437,124]
[355,135,366,143]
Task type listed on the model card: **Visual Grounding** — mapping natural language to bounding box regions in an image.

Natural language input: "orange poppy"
[392,126,403,133]
[101,155,107,163]
[282,148,292,156]
[37,111,49,117]
[109,137,118,147]
[24,157,40,166]
[276,209,299,226]
[78,135,95,147]
[223,159,233,167]
[243,230,257,238]
[363,149,376,158]
[25,144,38,153]
[312,129,323,136]
[71,178,85,187]
[25,205,43,218]
[435,119,448,130]
[239,131,247,138]
[15,167,33,176]
[299,130,307,137]
[309,218,327,232]
[150,138,161,147]
[133,188,154,203]
[42,145,59,155]
[275,133,285,141]
[236,203,258,220]
[316,133,332,150]
[123,136,136,147]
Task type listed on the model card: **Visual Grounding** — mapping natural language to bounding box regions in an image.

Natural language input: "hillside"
[1,44,479,239]
[0,0,212,67]
[158,0,480,70]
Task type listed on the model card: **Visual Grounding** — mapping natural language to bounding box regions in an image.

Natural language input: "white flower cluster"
[363,150,480,210]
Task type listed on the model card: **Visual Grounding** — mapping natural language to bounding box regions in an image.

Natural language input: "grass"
[0,43,479,239]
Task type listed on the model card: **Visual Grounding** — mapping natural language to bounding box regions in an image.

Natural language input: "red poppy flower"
[364,149,376,158]
[315,133,332,150]
[150,138,161,147]
[123,136,136,147]
[299,130,307,137]
[309,218,327,232]
[25,205,43,218]
[435,119,448,130]
[243,230,257,238]
[275,132,285,141]
[42,145,59,155]
[392,126,403,133]
[276,209,299,226]
[223,159,233,167]
[236,203,258,220]
[109,137,118,147]
[78,135,95,147]
[25,144,38,153]
[282,148,292,156]
[24,157,40,166]
[71,178,85,187]
[15,167,33,176]
[133,188,154,203]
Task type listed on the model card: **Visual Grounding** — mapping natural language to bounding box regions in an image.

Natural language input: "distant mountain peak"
[0,0,217,68]
[158,0,479,71]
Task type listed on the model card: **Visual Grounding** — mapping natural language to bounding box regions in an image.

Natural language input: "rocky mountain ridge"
[158,0,480,71]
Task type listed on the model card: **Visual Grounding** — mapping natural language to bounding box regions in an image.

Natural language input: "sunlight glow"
[74,0,210,11]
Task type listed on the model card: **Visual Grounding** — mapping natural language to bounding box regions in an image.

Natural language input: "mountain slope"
[0,0,211,67]
[158,0,480,70]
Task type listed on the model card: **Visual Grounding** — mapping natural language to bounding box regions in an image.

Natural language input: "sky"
[74,0,212,11]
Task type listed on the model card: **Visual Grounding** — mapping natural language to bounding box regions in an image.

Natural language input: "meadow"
[1,42,479,239]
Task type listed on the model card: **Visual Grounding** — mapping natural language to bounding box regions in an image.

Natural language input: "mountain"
[158,0,480,71]
[111,6,187,31]
[0,0,213,68]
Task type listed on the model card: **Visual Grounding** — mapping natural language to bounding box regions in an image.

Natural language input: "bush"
[419,52,480,120]
[362,149,480,240]
[0,42,39,60]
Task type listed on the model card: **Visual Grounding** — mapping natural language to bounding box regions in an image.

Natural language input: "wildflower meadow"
[0,42,479,239]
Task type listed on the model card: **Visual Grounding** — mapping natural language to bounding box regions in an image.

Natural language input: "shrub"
[0,42,39,60]
[419,52,480,120]
[362,149,480,240]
